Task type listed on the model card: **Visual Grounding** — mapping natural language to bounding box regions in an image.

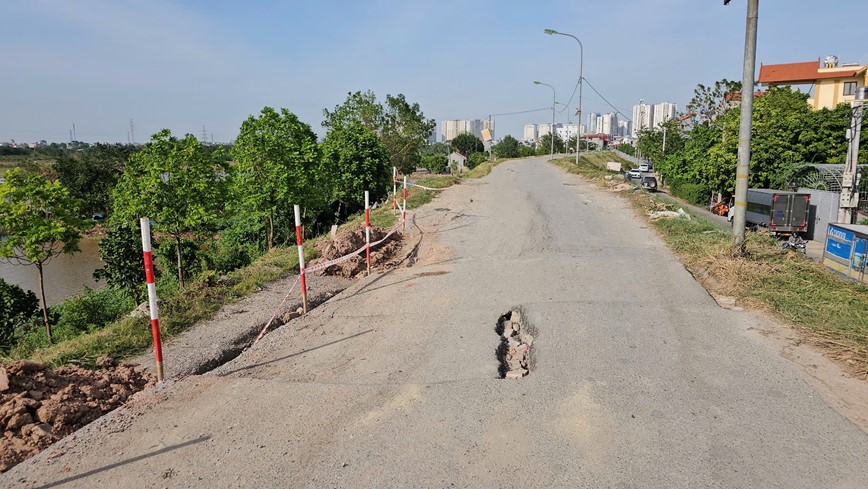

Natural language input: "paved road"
[6,157,868,488]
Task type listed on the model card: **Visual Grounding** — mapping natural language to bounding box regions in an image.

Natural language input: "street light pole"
[545,29,583,165]
[534,81,556,157]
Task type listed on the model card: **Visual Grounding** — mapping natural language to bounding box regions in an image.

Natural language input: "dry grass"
[624,190,868,378]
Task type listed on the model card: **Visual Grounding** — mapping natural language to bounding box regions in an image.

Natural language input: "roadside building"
[758,56,868,110]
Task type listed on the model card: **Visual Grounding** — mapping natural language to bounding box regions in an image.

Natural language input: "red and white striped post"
[139,217,164,382]
[392,167,398,215]
[365,190,371,275]
[294,205,308,314]
[402,175,407,232]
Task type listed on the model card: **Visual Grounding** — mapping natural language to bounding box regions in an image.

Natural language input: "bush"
[53,286,135,339]
[0,278,39,351]
[420,154,447,173]
[201,216,267,274]
[669,179,710,206]
[467,152,488,169]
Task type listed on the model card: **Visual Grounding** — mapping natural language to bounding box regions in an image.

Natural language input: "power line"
[556,77,581,113]
[488,107,552,118]
[582,77,633,123]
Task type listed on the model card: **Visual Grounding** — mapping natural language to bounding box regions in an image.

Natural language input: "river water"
[0,237,105,306]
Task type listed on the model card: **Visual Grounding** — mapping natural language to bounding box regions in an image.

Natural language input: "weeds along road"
[6,157,868,488]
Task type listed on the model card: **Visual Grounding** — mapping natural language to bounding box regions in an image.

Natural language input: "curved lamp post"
[534,81,556,157]
[545,28,583,164]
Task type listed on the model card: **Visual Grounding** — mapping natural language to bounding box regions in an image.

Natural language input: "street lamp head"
[533,81,542,85]
[544,28,558,35]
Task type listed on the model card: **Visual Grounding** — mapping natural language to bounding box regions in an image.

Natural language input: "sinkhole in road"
[495,308,535,379]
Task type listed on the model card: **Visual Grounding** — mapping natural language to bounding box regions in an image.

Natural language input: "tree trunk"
[268,212,274,250]
[36,262,52,341]
[175,236,184,287]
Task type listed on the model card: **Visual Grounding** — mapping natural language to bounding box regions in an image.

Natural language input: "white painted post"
[294,205,308,314]
[365,190,371,275]
[139,218,164,382]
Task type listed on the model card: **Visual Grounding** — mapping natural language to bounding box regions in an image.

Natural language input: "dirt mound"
[311,224,402,278]
[0,357,154,472]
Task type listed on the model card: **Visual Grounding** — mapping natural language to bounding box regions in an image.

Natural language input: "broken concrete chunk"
[505,368,528,380]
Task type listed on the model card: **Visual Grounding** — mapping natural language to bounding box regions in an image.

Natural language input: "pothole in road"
[495,308,535,379]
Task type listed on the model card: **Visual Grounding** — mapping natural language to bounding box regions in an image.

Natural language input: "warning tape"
[410,183,447,191]
[253,216,408,345]
[252,275,301,346]
[306,221,403,274]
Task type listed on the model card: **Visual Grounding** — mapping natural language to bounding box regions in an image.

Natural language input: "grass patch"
[463,158,509,179]
[613,186,868,378]
[551,151,631,181]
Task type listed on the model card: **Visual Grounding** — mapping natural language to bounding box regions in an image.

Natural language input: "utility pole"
[839,87,866,223]
[729,0,759,256]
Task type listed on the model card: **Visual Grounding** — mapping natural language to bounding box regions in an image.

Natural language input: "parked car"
[627,168,642,179]
[640,176,658,191]
[639,162,653,172]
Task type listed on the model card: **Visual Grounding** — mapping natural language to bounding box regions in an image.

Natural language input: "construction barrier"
[365,190,371,275]
[139,217,165,382]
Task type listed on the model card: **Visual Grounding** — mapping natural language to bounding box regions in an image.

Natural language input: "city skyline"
[3,1,868,144]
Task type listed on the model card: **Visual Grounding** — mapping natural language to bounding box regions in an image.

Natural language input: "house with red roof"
[758,56,867,110]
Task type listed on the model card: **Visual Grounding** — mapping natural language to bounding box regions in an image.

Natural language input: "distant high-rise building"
[586,112,600,134]
[653,102,678,128]
[538,123,552,138]
[617,120,631,137]
[523,124,538,142]
[556,124,579,142]
[631,103,655,137]
[595,116,603,134]
[440,119,490,143]
[600,113,618,136]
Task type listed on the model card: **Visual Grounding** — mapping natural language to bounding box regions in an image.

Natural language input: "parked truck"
[727,189,811,236]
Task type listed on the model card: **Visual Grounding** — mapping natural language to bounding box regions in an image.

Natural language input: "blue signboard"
[825,225,854,261]
[853,238,867,272]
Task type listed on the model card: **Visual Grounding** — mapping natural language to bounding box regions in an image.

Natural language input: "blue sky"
[2,0,867,144]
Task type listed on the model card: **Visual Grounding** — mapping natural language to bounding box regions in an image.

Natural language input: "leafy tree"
[687,79,742,124]
[421,142,451,156]
[619,142,636,156]
[93,222,152,303]
[321,121,390,215]
[382,94,436,174]
[54,144,132,216]
[493,135,520,158]
[322,90,384,133]
[637,118,686,166]
[0,169,84,339]
[231,107,322,250]
[451,133,484,156]
[0,278,39,351]
[537,133,565,155]
[112,130,227,286]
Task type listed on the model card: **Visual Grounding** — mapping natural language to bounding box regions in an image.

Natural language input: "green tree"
[451,133,484,156]
[93,222,152,302]
[421,142,451,156]
[0,169,84,339]
[322,90,385,133]
[493,135,520,158]
[112,130,227,286]
[687,79,742,124]
[231,107,322,250]
[519,144,537,157]
[321,121,390,215]
[537,133,565,155]
[0,278,39,351]
[467,152,488,169]
[382,94,436,174]
[54,143,132,216]
[619,142,636,156]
